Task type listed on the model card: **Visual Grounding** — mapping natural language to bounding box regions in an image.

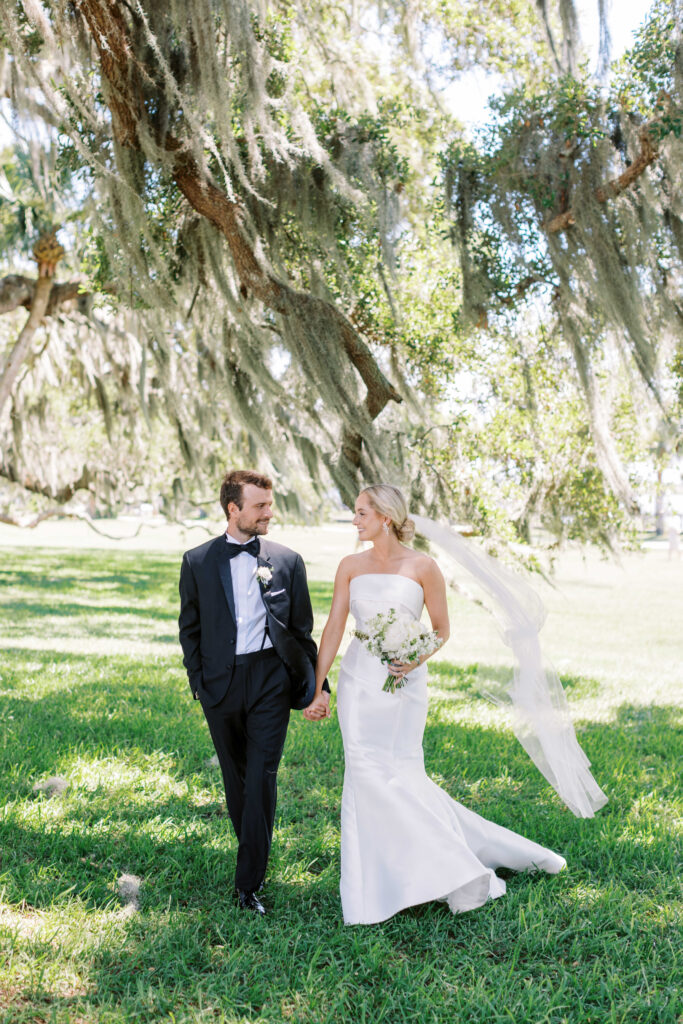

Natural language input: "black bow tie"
[225,537,260,559]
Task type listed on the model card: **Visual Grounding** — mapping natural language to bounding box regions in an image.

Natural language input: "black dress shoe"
[233,882,264,901]
[237,890,266,915]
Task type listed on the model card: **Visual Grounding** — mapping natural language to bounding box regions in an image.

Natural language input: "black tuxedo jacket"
[178,534,321,710]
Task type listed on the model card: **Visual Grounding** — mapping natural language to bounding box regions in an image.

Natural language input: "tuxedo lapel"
[215,538,237,627]
[258,542,285,628]
[257,543,274,587]
[257,541,273,569]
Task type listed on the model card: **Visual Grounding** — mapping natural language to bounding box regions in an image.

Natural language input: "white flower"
[353,607,442,693]
[256,565,273,587]
[403,619,426,642]
[384,620,407,650]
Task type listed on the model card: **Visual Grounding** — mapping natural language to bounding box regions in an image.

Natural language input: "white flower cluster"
[256,565,273,587]
[354,608,442,692]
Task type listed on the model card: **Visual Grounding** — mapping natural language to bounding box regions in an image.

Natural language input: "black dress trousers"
[201,648,291,892]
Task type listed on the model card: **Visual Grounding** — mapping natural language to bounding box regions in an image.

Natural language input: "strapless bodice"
[349,573,424,630]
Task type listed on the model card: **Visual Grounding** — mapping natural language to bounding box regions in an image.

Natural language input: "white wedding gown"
[337,574,567,925]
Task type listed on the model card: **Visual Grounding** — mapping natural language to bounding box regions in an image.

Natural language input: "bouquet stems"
[383,672,407,693]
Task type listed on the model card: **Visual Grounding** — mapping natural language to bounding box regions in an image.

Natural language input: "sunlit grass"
[0,545,680,1023]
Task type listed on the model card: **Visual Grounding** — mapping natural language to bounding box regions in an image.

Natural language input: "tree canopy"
[0,0,681,548]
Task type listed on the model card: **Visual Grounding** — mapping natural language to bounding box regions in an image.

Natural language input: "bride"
[304,484,572,926]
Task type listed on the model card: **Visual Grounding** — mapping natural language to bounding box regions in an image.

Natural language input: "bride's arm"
[388,559,450,677]
[315,559,353,689]
[304,559,352,718]
[422,559,450,647]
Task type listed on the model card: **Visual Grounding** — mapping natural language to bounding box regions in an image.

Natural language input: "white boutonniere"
[255,565,273,590]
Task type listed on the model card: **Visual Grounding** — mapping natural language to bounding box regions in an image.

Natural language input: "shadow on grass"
[0,601,176,622]
[1,644,680,913]
[0,551,180,651]
[428,658,603,700]
[2,554,681,1022]
[1,556,334,650]
[1,646,680,1022]
[0,549,180,596]
[0,602,178,648]
[2,550,334,607]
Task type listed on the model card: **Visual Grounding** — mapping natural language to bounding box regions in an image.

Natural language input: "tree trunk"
[0,274,86,316]
[0,275,53,419]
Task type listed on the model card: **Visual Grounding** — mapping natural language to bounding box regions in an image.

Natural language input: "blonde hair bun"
[396,517,415,542]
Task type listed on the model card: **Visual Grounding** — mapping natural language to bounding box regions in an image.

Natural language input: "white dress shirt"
[226,532,273,655]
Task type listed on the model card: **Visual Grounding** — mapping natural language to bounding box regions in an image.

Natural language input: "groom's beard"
[232,512,271,537]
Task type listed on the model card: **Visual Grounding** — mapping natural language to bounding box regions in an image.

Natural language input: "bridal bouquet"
[353,608,442,693]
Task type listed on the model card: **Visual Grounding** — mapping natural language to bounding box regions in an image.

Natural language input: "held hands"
[303,690,331,722]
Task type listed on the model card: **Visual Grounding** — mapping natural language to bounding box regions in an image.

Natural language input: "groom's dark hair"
[220,469,273,518]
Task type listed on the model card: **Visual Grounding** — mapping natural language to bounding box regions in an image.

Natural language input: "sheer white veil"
[413,515,607,819]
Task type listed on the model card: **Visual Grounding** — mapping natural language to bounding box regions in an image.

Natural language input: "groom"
[178,469,329,915]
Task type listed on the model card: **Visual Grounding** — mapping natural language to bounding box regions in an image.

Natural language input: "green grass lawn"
[0,544,681,1024]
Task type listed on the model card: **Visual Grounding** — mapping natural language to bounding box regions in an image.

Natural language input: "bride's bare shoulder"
[336,552,368,579]
[408,550,444,582]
